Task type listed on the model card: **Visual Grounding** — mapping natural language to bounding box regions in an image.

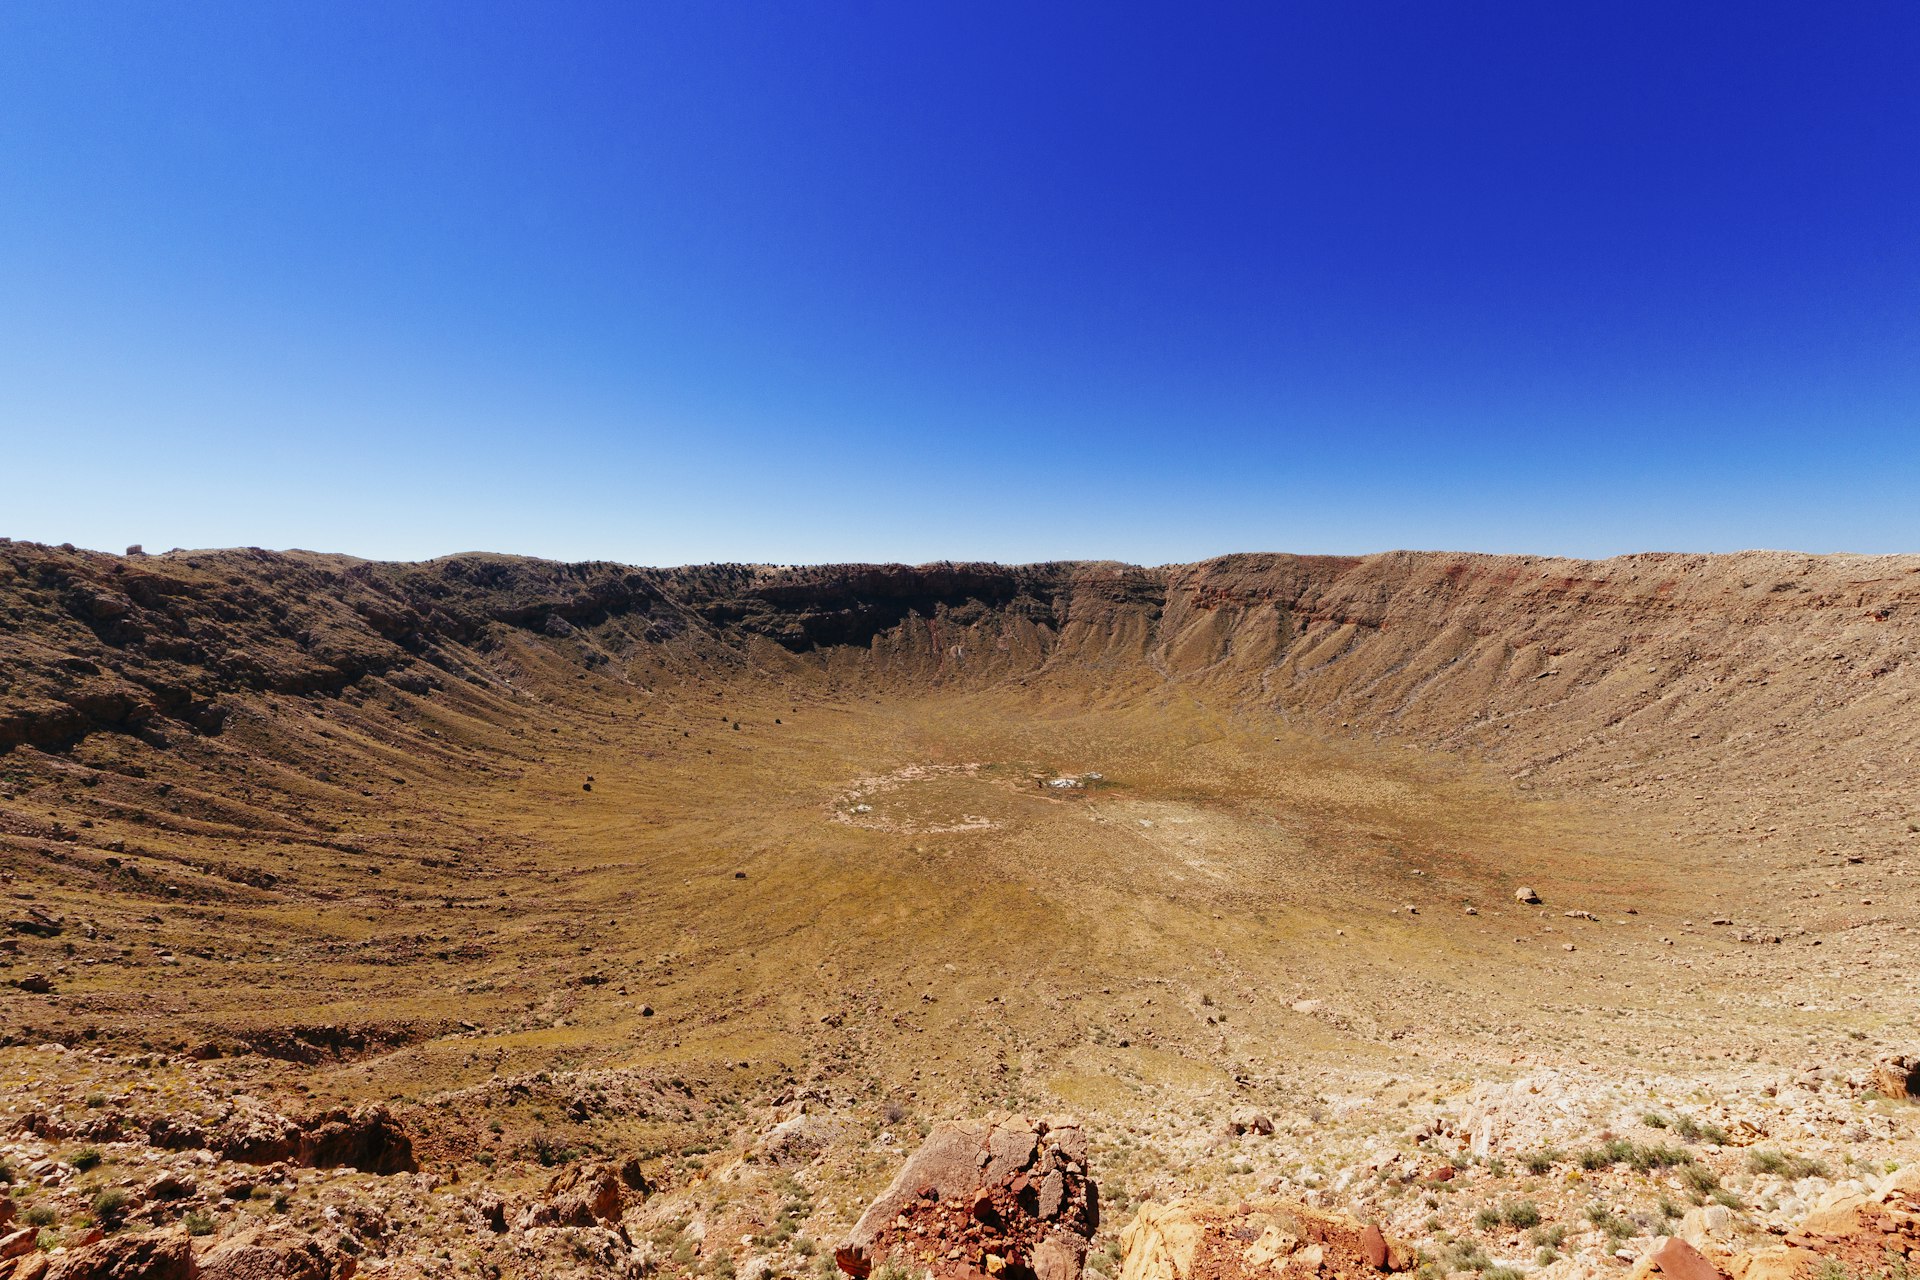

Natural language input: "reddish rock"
[519,1162,627,1228]
[1,1228,38,1262]
[39,1229,195,1280]
[1649,1237,1727,1280]
[836,1114,1096,1280]
[1360,1224,1389,1271]
[197,1226,357,1280]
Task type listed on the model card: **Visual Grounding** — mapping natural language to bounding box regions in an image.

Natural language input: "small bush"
[1585,1205,1632,1239]
[1523,1150,1558,1176]
[1681,1165,1721,1196]
[1475,1207,1501,1230]
[1628,1143,1694,1172]
[1578,1140,1693,1173]
[185,1212,215,1237]
[1502,1201,1541,1229]
[1643,1113,1670,1129]
[1748,1150,1829,1180]
[91,1187,130,1227]
[1671,1115,1727,1143]
[23,1204,57,1227]
[1485,1268,1524,1280]
[69,1148,102,1172]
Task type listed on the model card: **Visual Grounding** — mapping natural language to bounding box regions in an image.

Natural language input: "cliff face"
[5,541,1918,822]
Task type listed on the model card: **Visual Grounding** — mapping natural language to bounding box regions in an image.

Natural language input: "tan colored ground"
[1,542,1916,1278]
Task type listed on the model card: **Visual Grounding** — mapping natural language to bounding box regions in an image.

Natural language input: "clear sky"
[2,2,1915,565]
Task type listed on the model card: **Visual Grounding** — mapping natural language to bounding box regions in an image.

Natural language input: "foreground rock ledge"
[1118,1200,1410,1280]
[837,1114,1097,1280]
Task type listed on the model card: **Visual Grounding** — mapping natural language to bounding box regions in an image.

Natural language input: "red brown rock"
[1359,1225,1389,1271]
[197,1226,356,1280]
[519,1162,628,1228]
[1648,1237,1726,1280]
[1,1229,38,1263]
[39,1229,195,1280]
[836,1114,1096,1280]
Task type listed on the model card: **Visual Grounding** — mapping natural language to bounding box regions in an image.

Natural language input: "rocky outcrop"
[1870,1054,1919,1099]
[1618,1166,1920,1280]
[295,1106,414,1176]
[144,1105,413,1176]
[1117,1201,1408,1280]
[759,1111,853,1167]
[35,1229,195,1280]
[196,1227,356,1280]
[836,1114,1097,1280]
[518,1162,628,1229]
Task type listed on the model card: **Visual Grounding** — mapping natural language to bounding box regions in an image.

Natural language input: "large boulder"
[39,1229,195,1280]
[197,1227,356,1280]
[1116,1200,1409,1280]
[836,1114,1096,1280]
[519,1162,628,1229]
[1871,1054,1920,1099]
[760,1112,852,1167]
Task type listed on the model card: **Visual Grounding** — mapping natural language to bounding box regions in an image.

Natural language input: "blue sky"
[2,2,1915,565]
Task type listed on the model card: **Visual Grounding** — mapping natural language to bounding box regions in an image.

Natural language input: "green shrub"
[1578,1140,1693,1173]
[185,1211,215,1237]
[1475,1207,1501,1230]
[1502,1201,1541,1229]
[1585,1205,1632,1239]
[1681,1164,1721,1196]
[1485,1268,1525,1280]
[91,1187,130,1227]
[1670,1115,1725,1143]
[1628,1143,1694,1172]
[1748,1150,1828,1180]
[1523,1150,1558,1176]
[69,1148,102,1172]
[23,1204,57,1227]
